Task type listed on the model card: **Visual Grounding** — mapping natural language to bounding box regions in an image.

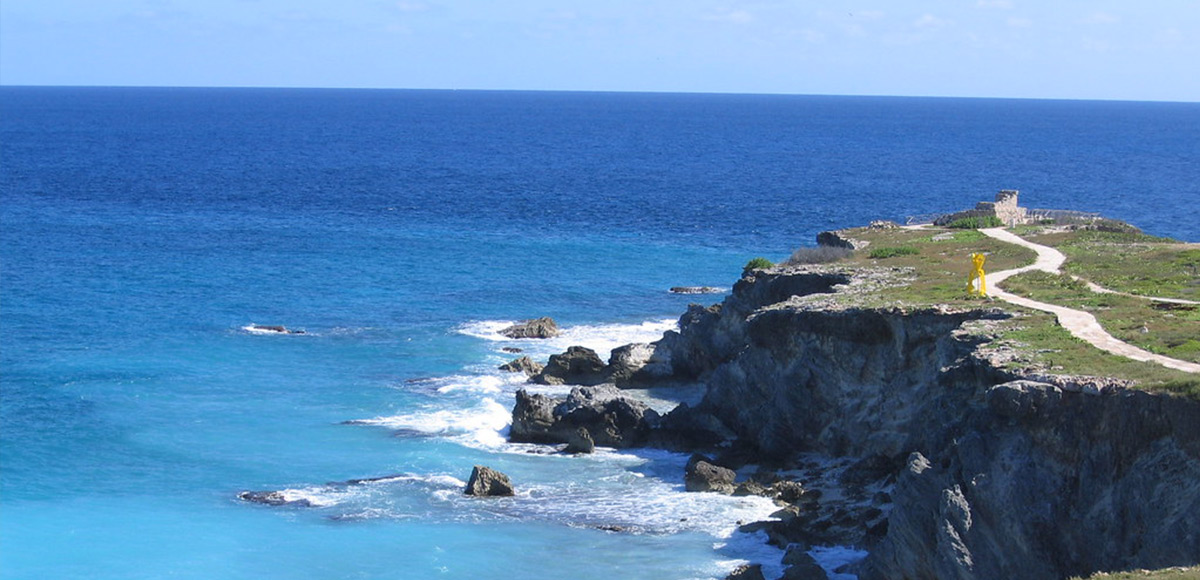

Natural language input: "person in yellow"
[967,252,987,296]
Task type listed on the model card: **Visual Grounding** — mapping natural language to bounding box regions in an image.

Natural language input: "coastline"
[488,217,1200,580]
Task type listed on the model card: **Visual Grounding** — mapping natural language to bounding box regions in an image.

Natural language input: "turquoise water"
[1,88,1197,579]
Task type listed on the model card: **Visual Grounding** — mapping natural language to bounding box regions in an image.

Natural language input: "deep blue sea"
[2,87,1197,580]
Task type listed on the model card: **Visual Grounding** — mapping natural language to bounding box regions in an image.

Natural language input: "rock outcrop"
[500,317,561,339]
[509,385,660,449]
[530,346,607,386]
[464,465,515,497]
[684,454,736,494]
[498,355,543,377]
[635,263,1200,579]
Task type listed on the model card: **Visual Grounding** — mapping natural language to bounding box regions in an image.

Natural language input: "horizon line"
[1,83,1196,105]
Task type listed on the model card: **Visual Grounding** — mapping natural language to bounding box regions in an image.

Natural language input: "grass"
[868,246,919,259]
[807,224,1200,397]
[946,215,1004,229]
[1018,228,1199,302]
[1068,567,1200,580]
[1001,271,1200,364]
[827,226,1038,306]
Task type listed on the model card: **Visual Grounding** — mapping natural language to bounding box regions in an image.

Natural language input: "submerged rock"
[237,490,313,507]
[248,324,305,334]
[500,317,560,339]
[464,465,514,497]
[670,286,723,294]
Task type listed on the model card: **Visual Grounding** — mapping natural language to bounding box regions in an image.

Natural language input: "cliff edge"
[646,264,1200,579]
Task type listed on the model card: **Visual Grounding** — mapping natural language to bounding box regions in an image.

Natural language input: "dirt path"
[979,227,1200,374]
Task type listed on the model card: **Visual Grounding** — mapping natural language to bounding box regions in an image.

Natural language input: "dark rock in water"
[531,346,607,386]
[733,479,769,497]
[670,286,723,294]
[564,427,595,454]
[605,342,660,388]
[502,347,524,353]
[251,324,305,334]
[500,317,561,339]
[509,385,660,449]
[782,547,829,580]
[725,563,766,580]
[498,355,544,377]
[685,453,736,494]
[237,490,312,507]
[464,465,514,497]
[771,480,807,504]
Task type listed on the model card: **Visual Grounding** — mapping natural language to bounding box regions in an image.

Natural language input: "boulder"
[531,346,607,386]
[464,465,515,497]
[726,564,766,580]
[733,480,770,497]
[498,356,544,377]
[509,385,660,449]
[782,548,829,579]
[685,453,736,494]
[509,390,559,444]
[564,427,595,454]
[502,347,524,353]
[500,317,561,339]
[605,342,655,387]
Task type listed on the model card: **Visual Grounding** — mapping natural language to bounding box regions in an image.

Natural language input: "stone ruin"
[934,189,1029,227]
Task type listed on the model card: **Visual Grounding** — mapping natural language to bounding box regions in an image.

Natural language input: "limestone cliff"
[648,265,1200,580]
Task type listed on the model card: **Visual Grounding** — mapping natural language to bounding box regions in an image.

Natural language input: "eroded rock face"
[464,465,514,497]
[500,317,561,339]
[640,265,1200,579]
[509,385,660,449]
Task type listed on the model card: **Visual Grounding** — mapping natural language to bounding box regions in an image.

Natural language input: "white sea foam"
[275,486,350,508]
[810,545,869,580]
[715,530,787,580]
[240,324,309,336]
[456,318,678,361]
[350,398,511,449]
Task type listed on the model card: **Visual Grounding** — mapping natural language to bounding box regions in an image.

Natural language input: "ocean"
[1,87,1197,580]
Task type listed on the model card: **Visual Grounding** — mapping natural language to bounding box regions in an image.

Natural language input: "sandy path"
[979,227,1200,374]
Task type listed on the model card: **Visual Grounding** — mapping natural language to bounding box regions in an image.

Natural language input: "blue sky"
[2,1,1197,101]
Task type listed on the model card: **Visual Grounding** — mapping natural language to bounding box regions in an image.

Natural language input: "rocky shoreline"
[497,262,1200,579]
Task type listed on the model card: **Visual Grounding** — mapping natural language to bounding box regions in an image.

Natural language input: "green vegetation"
[783,246,853,266]
[1002,270,1200,364]
[868,246,920,259]
[810,223,1200,396]
[1068,566,1200,580]
[946,215,1004,229]
[744,257,774,271]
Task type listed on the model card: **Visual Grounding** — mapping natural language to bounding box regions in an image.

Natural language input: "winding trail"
[979,227,1200,374]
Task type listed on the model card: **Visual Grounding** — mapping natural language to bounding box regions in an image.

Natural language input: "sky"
[1,1,1198,101]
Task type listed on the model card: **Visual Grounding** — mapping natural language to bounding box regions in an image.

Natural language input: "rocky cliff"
[644,265,1200,580]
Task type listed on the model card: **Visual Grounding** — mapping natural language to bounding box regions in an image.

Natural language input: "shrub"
[743,257,774,272]
[868,246,919,259]
[946,215,1005,229]
[783,246,853,266]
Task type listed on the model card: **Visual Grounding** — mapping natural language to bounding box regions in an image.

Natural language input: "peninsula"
[504,192,1200,580]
